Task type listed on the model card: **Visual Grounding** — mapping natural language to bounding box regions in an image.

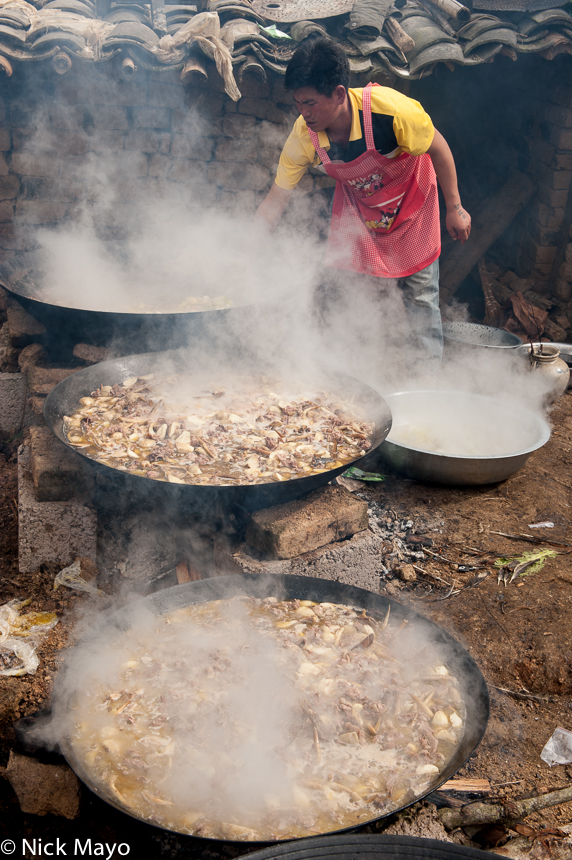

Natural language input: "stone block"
[7,305,46,347]
[560,260,572,281]
[550,125,572,151]
[272,79,293,104]
[12,152,60,178]
[215,137,258,162]
[266,104,291,125]
[110,80,148,108]
[0,128,10,150]
[0,175,19,200]
[26,366,79,396]
[0,224,26,251]
[529,200,565,231]
[6,752,80,819]
[15,199,69,225]
[18,444,97,573]
[522,237,557,267]
[555,277,572,301]
[73,343,110,365]
[18,342,49,371]
[0,200,13,222]
[222,115,257,138]
[239,77,271,100]
[0,321,19,371]
[536,183,568,209]
[245,485,369,560]
[49,129,89,156]
[544,318,568,342]
[529,221,561,246]
[29,426,93,502]
[554,151,572,171]
[88,104,129,130]
[0,372,33,435]
[28,395,46,425]
[0,285,14,311]
[171,133,215,160]
[185,89,225,118]
[124,129,168,154]
[217,189,256,212]
[537,163,572,191]
[544,103,572,128]
[548,84,572,110]
[566,243,572,264]
[186,182,218,208]
[237,97,269,120]
[0,153,7,176]
[148,80,185,109]
[132,106,171,129]
[167,158,207,184]
[88,129,125,152]
[49,104,85,130]
[207,161,270,191]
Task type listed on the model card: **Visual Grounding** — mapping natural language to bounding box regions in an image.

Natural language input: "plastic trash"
[0,599,58,677]
[528,521,555,529]
[53,559,104,596]
[258,23,291,39]
[341,467,386,482]
[540,727,572,766]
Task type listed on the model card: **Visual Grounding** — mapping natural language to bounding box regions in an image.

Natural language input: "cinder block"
[29,426,93,501]
[245,485,369,560]
[18,445,97,574]
[0,372,28,435]
[0,321,19,371]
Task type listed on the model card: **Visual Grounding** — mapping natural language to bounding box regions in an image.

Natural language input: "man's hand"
[446,202,471,244]
[255,183,293,233]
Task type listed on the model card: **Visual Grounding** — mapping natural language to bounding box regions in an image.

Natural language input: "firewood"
[439,784,572,830]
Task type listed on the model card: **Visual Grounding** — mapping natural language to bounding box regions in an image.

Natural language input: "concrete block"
[6,752,80,819]
[26,366,79,396]
[6,305,46,346]
[0,372,27,435]
[0,321,19,371]
[18,445,97,574]
[29,426,93,502]
[245,485,369,560]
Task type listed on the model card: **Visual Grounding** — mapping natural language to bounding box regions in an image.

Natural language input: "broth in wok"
[68,596,465,841]
[63,374,375,486]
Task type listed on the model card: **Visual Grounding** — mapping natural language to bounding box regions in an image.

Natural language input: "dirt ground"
[0,389,571,857]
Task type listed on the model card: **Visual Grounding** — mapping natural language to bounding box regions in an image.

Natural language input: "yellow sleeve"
[389,94,434,156]
[275,116,322,190]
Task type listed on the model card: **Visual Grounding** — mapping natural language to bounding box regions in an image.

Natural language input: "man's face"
[292,85,346,132]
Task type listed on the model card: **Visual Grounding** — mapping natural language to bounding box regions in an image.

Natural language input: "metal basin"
[380,390,550,486]
[443,322,522,350]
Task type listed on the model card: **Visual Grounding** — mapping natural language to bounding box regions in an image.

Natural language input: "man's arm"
[426,129,471,244]
[255,183,293,232]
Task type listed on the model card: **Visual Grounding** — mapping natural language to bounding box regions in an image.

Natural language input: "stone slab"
[245,485,369,560]
[18,444,97,574]
[233,527,388,594]
[29,425,94,501]
[6,304,46,347]
[6,751,80,819]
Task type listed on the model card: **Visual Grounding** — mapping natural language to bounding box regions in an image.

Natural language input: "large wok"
[44,349,392,512]
[54,574,490,844]
[0,255,252,356]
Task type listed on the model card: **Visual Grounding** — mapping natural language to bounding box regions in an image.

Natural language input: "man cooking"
[255,36,471,373]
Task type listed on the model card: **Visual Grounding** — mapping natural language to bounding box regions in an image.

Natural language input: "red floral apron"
[307,83,441,278]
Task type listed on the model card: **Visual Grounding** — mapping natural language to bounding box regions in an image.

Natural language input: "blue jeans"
[398,259,443,367]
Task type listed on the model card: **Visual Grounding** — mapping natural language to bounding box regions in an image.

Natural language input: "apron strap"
[362,82,381,152]
[307,127,331,165]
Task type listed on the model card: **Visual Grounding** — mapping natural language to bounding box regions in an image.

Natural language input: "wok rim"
[382,390,551,462]
[55,573,490,845]
[43,350,393,497]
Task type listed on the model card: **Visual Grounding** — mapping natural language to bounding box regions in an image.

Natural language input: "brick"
[0,201,13,222]
[544,103,572,128]
[171,133,214,160]
[72,343,110,365]
[11,152,58,177]
[272,79,293,104]
[0,372,33,435]
[26,366,79,396]
[554,151,572,171]
[88,104,129,130]
[124,129,168,154]
[18,342,49,371]
[245,485,368,560]
[9,106,37,129]
[536,183,568,208]
[49,104,85,130]
[0,224,27,251]
[548,84,572,110]
[110,81,148,108]
[528,200,565,230]
[132,106,171,129]
[18,444,97,574]
[529,221,561,246]
[222,114,257,138]
[167,158,207,184]
[550,125,572,150]
[148,80,185,109]
[109,151,149,178]
[0,128,10,150]
[6,753,80,820]
[238,77,271,100]
[185,89,225,117]
[88,129,125,152]
[48,129,89,156]
[15,200,68,225]
[215,137,258,162]
[537,163,572,191]
[207,161,270,191]
[7,305,46,346]
[29,426,93,502]
[266,104,291,125]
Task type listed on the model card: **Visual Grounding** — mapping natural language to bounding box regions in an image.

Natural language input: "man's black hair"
[284,36,350,96]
